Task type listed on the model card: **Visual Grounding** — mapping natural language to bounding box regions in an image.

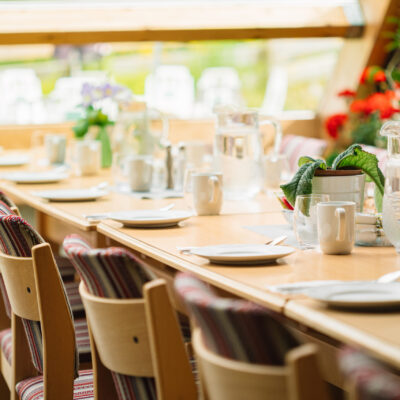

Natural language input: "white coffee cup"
[127,155,153,192]
[44,134,67,165]
[75,140,101,176]
[317,201,356,255]
[192,172,223,216]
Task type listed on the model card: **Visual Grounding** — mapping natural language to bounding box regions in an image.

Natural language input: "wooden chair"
[193,329,328,400]
[63,234,197,400]
[80,279,197,400]
[0,215,93,400]
[175,273,329,400]
[339,346,400,400]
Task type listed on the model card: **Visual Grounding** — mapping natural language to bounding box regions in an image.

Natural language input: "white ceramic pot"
[312,173,365,212]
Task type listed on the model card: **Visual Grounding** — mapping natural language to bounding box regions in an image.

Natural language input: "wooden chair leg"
[286,343,330,400]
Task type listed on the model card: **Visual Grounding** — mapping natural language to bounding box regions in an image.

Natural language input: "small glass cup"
[74,140,101,176]
[293,194,330,249]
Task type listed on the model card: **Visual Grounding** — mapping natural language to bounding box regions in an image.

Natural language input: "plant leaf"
[333,145,385,196]
[298,156,316,167]
[280,160,327,207]
[374,184,383,213]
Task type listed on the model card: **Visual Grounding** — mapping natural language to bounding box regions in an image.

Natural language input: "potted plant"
[280,144,385,212]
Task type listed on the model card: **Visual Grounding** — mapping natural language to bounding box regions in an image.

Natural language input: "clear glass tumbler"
[293,194,330,249]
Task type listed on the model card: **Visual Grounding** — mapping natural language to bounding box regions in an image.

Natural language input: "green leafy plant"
[280,144,385,210]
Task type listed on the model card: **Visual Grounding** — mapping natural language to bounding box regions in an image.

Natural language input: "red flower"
[350,99,369,114]
[325,113,348,139]
[365,92,400,119]
[373,70,386,83]
[338,89,356,98]
[360,67,370,84]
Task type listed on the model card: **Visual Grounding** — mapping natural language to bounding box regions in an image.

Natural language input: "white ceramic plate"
[32,189,108,202]
[4,171,68,184]
[0,155,29,166]
[108,210,192,228]
[190,244,295,265]
[304,282,400,309]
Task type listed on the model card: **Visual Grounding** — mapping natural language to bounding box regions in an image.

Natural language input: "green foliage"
[280,145,385,210]
[351,112,381,146]
[280,159,326,207]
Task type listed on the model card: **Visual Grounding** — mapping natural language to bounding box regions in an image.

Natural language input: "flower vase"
[87,126,112,168]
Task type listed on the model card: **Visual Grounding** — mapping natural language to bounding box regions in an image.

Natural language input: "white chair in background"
[196,67,243,117]
[145,65,195,118]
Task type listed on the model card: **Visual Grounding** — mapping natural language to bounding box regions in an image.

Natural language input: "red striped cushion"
[16,369,94,400]
[0,328,11,364]
[280,134,327,172]
[339,347,400,400]
[175,273,300,365]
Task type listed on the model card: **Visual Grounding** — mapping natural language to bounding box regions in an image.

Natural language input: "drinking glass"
[293,194,330,249]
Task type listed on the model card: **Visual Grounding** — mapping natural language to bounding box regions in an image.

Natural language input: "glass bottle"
[381,121,400,252]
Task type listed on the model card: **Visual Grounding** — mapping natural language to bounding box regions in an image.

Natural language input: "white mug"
[44,134,67,165]
[317,201,356,255]
[192,172,223,216]
[127,155,153,192]
[75,140,101,176]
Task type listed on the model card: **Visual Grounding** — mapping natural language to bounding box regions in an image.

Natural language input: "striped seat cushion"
[0,215,81,377]
[0,328,11,364]
[175,273,300,365]
[280,134,327,172]
[339,347,400,400]
[63,235,165,400]
[16,369,94,400]
[55,255,76,282]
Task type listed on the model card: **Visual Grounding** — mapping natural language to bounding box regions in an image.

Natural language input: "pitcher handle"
[259,116,283,155]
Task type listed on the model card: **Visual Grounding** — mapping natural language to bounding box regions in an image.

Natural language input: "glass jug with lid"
[381,121,400,252]
[214,108,282,200]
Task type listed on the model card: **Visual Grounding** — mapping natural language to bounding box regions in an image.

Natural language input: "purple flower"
[81,82,94,107]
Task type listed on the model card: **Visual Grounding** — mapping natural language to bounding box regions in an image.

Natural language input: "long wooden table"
[1,160,400,382]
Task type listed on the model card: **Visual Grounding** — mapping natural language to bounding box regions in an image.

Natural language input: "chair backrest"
[174,273,299,365]
[0,215,79,388]
[64,235,197,400]
[79,282,154,377]
[280,134,327,173]
[339,347,400,400]
[0,191,18,214]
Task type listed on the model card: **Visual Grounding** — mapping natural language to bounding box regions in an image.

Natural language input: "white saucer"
[108,210,192,228]
[0,155,29,166]
[304,282,400,309]
[190,244,295,265]
[32,189,108,202]
[4,171,68,184]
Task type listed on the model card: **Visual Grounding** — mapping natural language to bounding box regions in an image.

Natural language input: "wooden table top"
[0,168,281,231]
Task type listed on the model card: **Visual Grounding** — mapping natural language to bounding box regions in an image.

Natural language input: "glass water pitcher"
[214,108,282,200]
[381,121,400,252]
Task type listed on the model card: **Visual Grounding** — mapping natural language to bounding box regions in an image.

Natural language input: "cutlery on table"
[177,235,288,255]
[83,203,176,221]
[270,269,400,294]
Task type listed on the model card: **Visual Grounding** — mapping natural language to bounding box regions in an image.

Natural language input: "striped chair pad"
[0,215,80,377]
[0,191,17,210]
[0,328,11,364]
[339,347,400,400]
[64,282,85,316]
[55,255,76,282]
[280,134,327,173]
[175,273,300,366]
[63,235,167,400]
[16,369,94,400]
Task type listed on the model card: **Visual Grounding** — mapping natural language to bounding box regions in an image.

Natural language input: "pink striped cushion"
[16,369,94,400]
[175,273,300,365]
[64,235,162,400]
[0,328,11,364]
[280,134,327,172]
[339,347,400,399]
